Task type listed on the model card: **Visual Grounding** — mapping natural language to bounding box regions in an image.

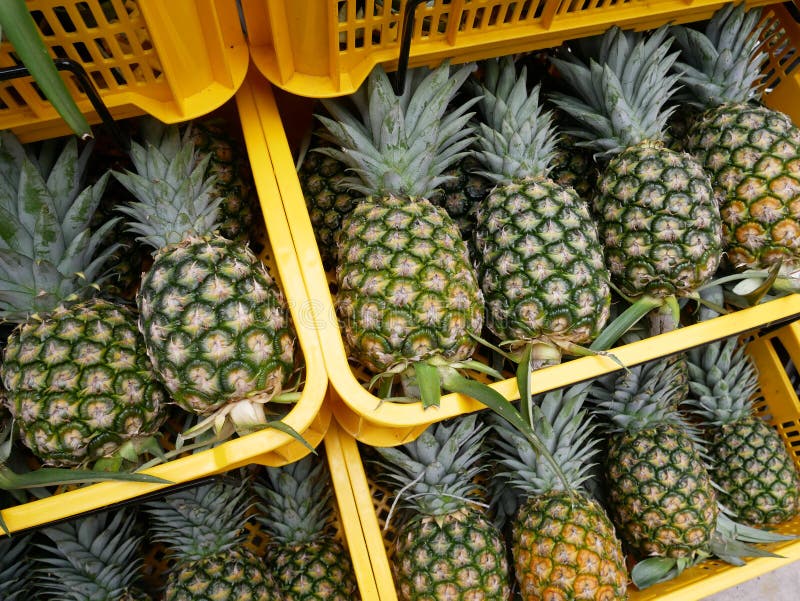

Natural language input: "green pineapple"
[183,115,258,244]
[430,153,492,243]
[470,56,611,366]
[113,122,296,439]
[145,478,283,601]
[374,414,511,599]
[297,124,361,270]
[671,4,800,275]
[0,132,167,466]
[686,287,800,526]
[489,383,628,600]
[253,454,358,600]
[316,63,485,395]
[590,358,718,560]
[550,25,724,336]
[34,509,151,600]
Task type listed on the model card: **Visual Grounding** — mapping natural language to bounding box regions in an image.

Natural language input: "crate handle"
[0,58,130,151]
[393,0,429,95]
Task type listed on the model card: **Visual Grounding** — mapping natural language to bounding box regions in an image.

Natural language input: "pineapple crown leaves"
[113,122,220,251]
[374,414,489,518]
[0,533,32,600]
[549,25,682,156]
[34,510,147,600]
[469,56,559,182]
[685,286,760,425]
[0,136,119,322]
[489,385,600,495]
[253,455,337,544]
[685,337,760,425]
[315,61,480,199]
[589,357,687,432]
[144,479,252,561]
[670,4,767,108]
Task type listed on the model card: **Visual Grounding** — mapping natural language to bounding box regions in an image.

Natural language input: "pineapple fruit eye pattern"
[0,133,167,467]
[113,119,298,441]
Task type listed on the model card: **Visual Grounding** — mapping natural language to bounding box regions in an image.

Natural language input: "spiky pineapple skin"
[393,506,510,600]
[336,195,484,374]
[709,415,800,526]
[430,154,492,243]
[550,134,599,202]
[513,490,627,601]
[2,298,166,466]
[267,539,356,600]
[596,141,723,298]
[299,143,360,270]
[606,423,717,559]
[686,103,800,271]
[187,118,257,244]
[137,234,295,414]
[165,547,282,601]
[474,177,610,345]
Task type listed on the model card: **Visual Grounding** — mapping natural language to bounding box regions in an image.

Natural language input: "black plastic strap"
[393,0,429,95]
[0,57,129,150]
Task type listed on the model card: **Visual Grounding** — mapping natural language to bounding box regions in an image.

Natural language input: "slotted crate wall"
[0,0,248,141]
[242,0,786,97]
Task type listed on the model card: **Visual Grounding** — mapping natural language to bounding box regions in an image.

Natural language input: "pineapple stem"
[647,295,681,336]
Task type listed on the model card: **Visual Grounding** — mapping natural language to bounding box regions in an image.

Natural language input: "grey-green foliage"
[34,509,151,600]
[671,4,767,108]
[0,532,32,600]
[315,62,479,199]
[0,132,117,321]
[549,25,681,155]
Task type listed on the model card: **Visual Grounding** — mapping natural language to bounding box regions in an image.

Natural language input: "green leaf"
[264,420,316,454]
[590,295,663,351]
[414,362,441,409]
[439,369,570,492]
[631,557,683,589]
[0,0,92,138]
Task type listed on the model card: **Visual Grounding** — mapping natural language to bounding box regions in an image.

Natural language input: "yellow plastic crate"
[140,421,383,600]
[0,0,249,142]
[0,90,330,535]
[242,0,786,98]
[333,321,800,600]
[254,2,800,448]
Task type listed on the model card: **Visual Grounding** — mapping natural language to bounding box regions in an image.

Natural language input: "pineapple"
[686,287,800,526]
[183,115,259,244]
[671,4,800,275]
[0,132,167,466]
[253,454,358,600]
[430,153,492,244]
[145,477,283,601]
[374,414,511,599]
[315,63,485,393]
[470,56,611,365]
[549,25,723,335]
[590,358,718,560]
[112,122,296,439]
[297,126,361,270]
[34,508,152,600]
[489,382,628,600]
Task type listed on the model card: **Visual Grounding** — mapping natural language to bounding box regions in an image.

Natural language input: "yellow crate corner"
[0,90,331,535]
[332,320,800,599]
[0,0,249,142]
